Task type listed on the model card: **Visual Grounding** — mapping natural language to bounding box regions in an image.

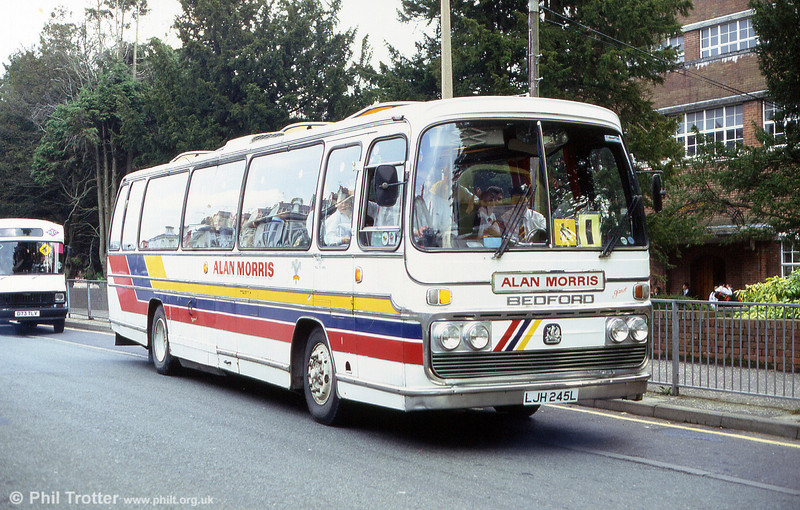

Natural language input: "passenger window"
[108,184,129,251]
[121,181,145,251]
[239,144,323,249]
[359,138,406,249]
[139,172,187,250]
[183,161,245,250]
[319,145,362,249]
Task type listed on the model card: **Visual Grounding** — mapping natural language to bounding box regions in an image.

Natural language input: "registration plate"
[523,389,578,405]
[14,310,40,318]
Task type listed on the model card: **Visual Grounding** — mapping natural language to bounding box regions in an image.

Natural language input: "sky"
[0,0,428,70]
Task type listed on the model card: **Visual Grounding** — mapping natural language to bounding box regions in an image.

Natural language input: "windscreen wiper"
[494,121,546,259]
[599,195,641,258]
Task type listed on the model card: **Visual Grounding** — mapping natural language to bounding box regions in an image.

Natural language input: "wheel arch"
[290,317,326,391]
[146,299,164,348]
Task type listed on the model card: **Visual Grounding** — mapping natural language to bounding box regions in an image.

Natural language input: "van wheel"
[303,328,342,425]
[150,306,178,375]
[53,319,65,333]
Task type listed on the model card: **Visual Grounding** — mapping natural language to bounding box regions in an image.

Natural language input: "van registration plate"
[524,389,578,405]
[15,310,40,318]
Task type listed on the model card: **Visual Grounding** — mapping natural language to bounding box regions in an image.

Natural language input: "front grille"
[431,344,647,379]
[0,292,56,308]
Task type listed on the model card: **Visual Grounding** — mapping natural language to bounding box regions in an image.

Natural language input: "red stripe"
[108,255,147,314]
[164,306,422,365]
[494,320,520,352]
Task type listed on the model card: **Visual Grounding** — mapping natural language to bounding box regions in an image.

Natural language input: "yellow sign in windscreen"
[554,219,577,246]
[578,213,601,247]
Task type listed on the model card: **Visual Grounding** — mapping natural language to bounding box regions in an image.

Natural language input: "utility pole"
[441,0,453,99]
[132,2,140,79]
[528,0,540,97]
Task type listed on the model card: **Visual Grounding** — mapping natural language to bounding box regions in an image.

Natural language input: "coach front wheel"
[150,306,178,375]
[303,328,342,425]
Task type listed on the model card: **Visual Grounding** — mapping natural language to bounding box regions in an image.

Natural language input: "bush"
[736,270,800,304]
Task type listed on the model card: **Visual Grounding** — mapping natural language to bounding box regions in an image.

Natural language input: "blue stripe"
[505,319,530,351]
[126,254,152,289]
[129,287,422,341]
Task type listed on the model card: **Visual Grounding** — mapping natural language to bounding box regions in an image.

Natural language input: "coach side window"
[359,137,406,249]
[319,145,362,249]
[139,172,188,250]
[183,160,245,250]
[120,181,145,251]
[108,183,129,251]
[239,144,323,249]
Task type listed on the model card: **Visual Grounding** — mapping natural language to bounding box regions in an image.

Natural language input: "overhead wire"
[539,5,763,102]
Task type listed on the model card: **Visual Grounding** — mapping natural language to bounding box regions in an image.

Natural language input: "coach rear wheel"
[303,329,342,425]
[150,306,178,375]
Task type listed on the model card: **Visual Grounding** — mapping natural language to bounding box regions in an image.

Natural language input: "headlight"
[627,316,648,342]
[606,317,629,343]
[431,321,492,352]
[433,323,461,351]
[464,323,490,350]
[54,292,66,303]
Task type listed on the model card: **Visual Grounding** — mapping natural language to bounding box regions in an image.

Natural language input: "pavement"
[65,315,800,440]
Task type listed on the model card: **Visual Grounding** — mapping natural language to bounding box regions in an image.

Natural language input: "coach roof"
[122,96,623,182]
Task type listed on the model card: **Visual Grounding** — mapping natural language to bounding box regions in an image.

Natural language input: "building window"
[660,35,684,63]
[781,240,800,277]
[675,105,744,156]
[763,101,795,139]
[701,18,757,58]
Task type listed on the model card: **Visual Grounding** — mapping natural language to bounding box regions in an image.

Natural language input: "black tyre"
[150,306,178,375]
[494,404,540,418]
[303,328,342,425]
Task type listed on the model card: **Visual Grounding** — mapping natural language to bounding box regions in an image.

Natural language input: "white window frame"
[660,35,684,63]
[675,105,744,156]
[763,102,785,137]
[781,240,800,277]
[701,18,757,58]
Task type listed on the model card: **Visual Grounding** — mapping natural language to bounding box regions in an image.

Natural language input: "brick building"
[648,0,798,298]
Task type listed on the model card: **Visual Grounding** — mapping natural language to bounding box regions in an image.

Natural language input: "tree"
[0,10,96,242]
[1,4,149,275]
[378,0,689,167]
[31,62,149,273]
[171,0,372,146]
[377,0,527,99]
[752,0,800,118]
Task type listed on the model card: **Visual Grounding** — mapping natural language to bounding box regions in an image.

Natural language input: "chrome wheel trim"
[153,317,168,363]
[307,342,333,406]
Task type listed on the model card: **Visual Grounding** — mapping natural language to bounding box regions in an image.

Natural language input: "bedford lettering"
[507,294,595,306]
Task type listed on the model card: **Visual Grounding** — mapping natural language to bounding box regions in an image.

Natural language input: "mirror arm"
[379,180,407,189]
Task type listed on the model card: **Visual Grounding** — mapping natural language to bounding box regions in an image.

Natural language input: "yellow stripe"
[354,295,400,315]
[560,405,800,449]
[516,319,541,350]
[149,278,396,315]
[143,255,167,279]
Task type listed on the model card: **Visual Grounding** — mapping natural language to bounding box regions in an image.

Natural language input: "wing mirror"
[652,173,665,212]
[374,164,404,207]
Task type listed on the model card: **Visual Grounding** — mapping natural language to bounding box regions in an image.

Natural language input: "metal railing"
[651,298,799,400]
[67,280,109,320]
